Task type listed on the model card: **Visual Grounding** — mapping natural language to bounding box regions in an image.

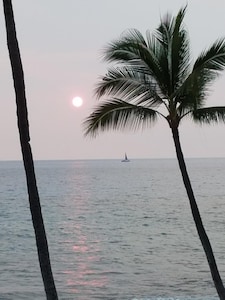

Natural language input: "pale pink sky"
[0,0,225,160]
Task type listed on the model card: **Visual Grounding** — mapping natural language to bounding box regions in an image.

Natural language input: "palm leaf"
[103,28,148,63]
[102,29,171,98]
[95,66,164,107]
[194,38,225,72]
[175,39,225,114]
[83,99,160,137]
[153,19,170,95]
[153,6,190,96]
[176,69,210,116]
[170,6,190,92]
[192,106,225,124]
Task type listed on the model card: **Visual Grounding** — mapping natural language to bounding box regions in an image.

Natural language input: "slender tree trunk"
[3,1,58,299]
[171,126,225,300]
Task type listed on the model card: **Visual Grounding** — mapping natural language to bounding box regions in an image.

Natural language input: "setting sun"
[72,96,83,108]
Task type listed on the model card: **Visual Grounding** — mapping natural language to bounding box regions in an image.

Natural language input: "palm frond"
[194,38,225,72]
[153,6,190,96]
[170,6,190,91]
[175,39,225,114]
[83,99,161,137]
[102,29,148,63]
[155,6,187,49]
[102,29,171,96]
[176,69,210,115]
[156,11,173,45]
[192,106,225,124]
[95,66,164,107]
[153,20,170,95]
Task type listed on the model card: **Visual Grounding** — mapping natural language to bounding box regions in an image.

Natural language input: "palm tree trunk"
[171,126,225,300]
[3,1,58,299]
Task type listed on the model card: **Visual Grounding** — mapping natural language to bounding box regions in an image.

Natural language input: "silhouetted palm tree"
[3,1,58,299]
[84,6,225,299]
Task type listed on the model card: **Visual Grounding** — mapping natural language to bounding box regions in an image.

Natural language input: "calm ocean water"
[1,158,225,300]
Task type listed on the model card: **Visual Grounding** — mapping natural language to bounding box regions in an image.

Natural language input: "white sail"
[121,153,130,162]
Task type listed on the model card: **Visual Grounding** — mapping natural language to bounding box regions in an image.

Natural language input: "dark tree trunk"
[171,126,225,300]
[3,1,58,299]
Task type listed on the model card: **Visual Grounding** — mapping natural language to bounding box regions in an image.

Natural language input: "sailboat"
[121,153,130,162]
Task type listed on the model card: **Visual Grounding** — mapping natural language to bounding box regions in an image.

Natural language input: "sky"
[0,0,225,160]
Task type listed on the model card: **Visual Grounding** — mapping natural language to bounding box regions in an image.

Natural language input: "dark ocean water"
[1,158,225,300]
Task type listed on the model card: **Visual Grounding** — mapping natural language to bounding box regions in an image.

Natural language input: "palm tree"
[84,6,225,299]
[2,0,58,299]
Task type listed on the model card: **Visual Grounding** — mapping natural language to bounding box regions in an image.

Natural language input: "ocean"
[1,158,225,300]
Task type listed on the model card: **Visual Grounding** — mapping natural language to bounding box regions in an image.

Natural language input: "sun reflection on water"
[63,233,108,294]
[59,161,110,296]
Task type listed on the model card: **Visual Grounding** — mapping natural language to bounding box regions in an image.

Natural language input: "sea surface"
[1,158,225,300]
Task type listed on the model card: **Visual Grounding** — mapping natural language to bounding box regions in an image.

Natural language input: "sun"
[72,96,83,108]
